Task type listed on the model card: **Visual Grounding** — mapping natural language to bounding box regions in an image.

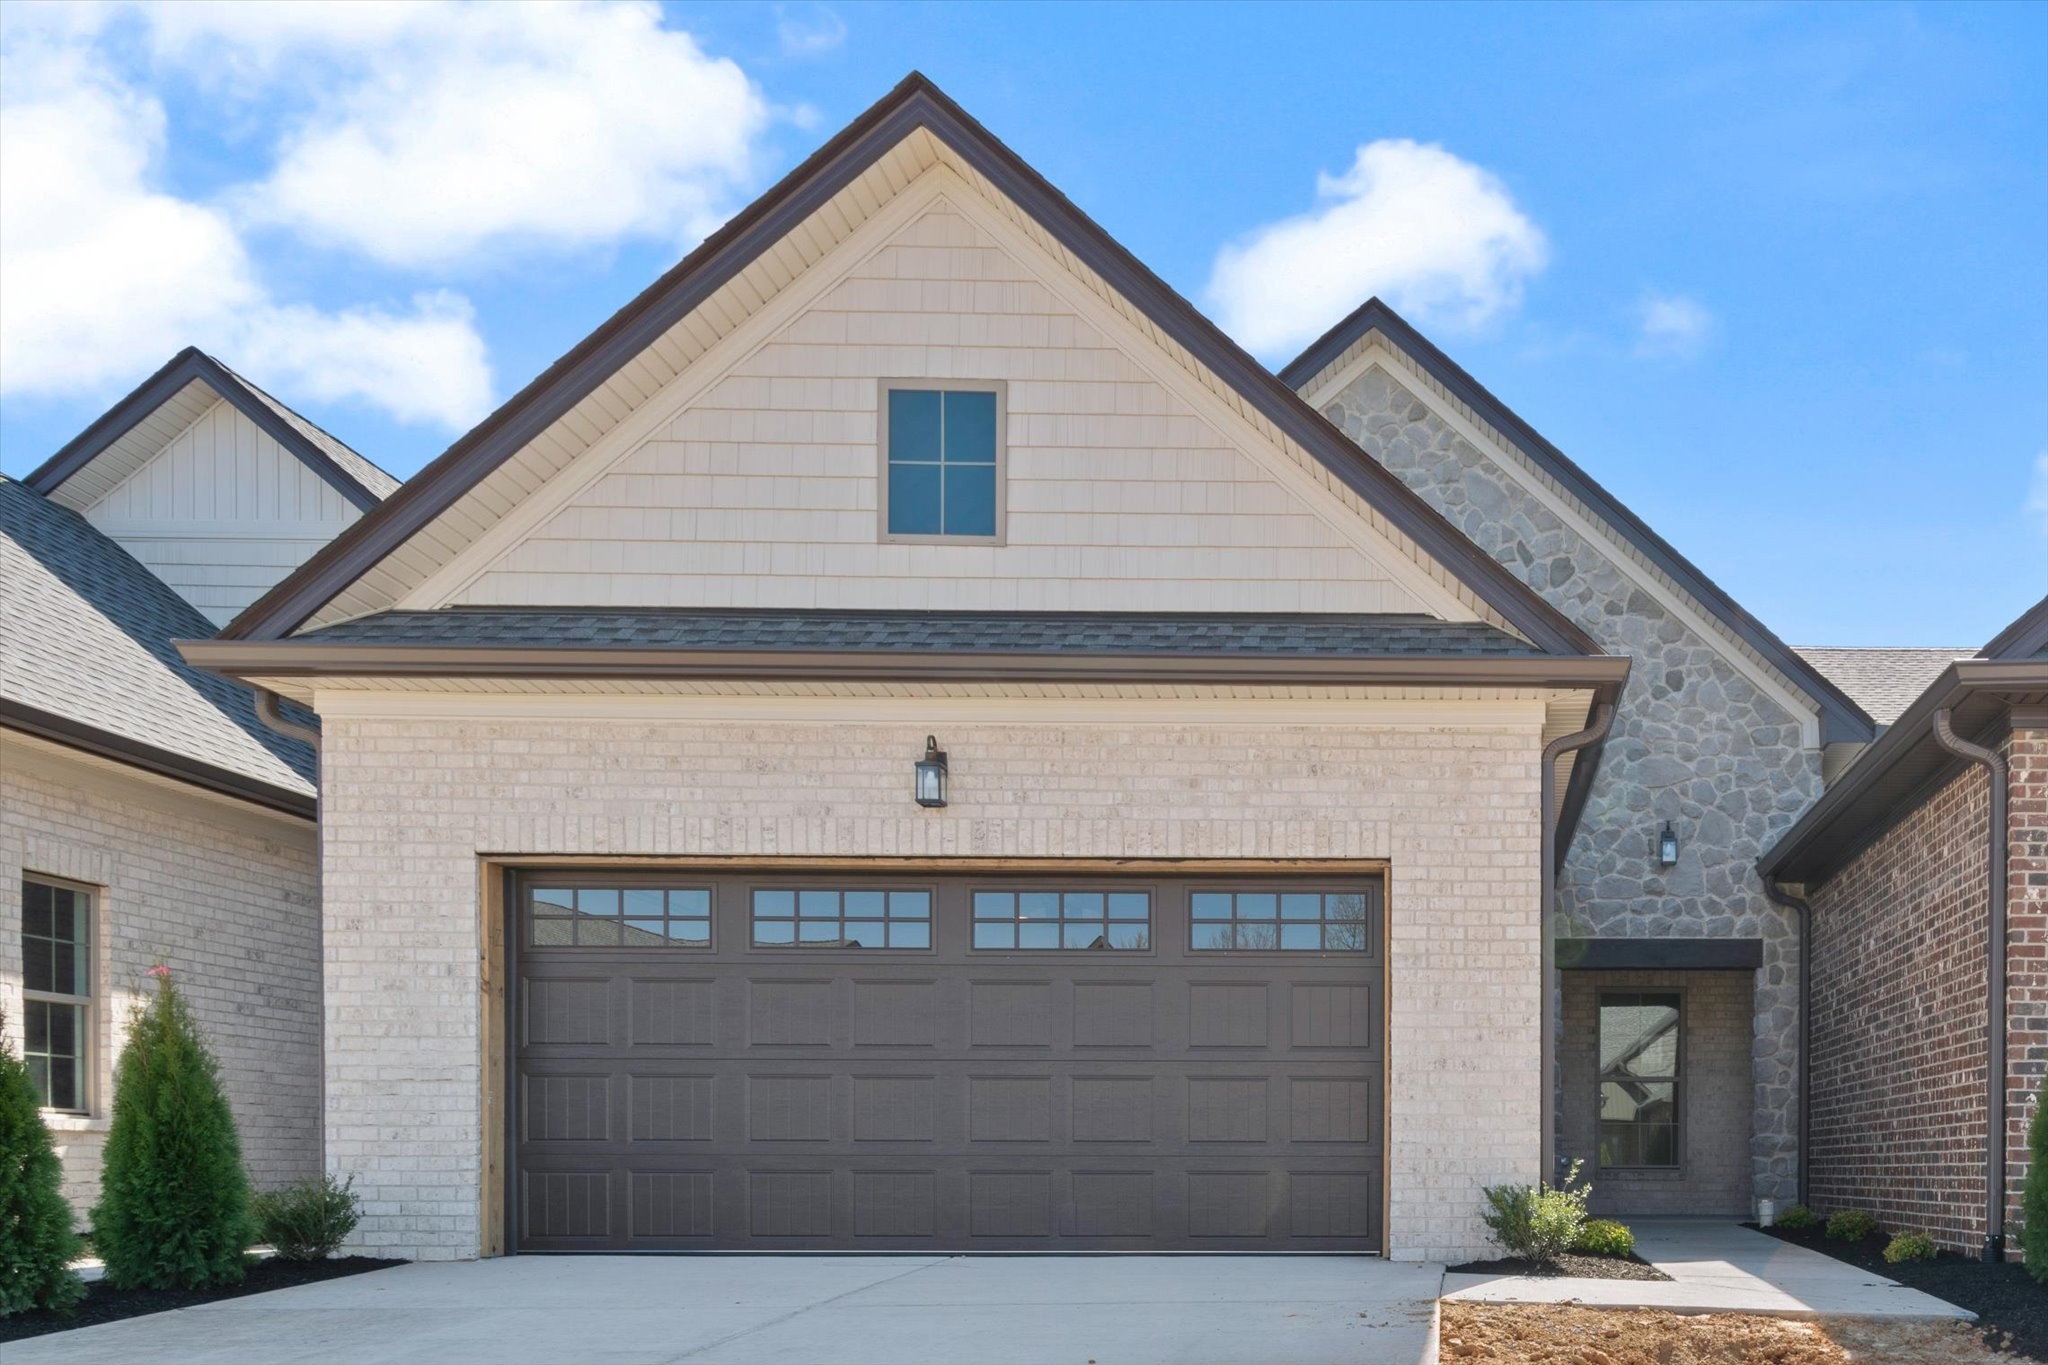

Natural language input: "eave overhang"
[0,697,317,822]
[1758,659,2048,886]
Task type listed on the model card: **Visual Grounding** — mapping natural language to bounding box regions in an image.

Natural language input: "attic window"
[881,381,1003,541]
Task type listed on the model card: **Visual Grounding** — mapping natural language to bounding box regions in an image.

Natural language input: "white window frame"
[877,378,1008,545]
[21,874,95,1115]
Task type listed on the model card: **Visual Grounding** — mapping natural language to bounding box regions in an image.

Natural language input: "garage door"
[510,872,1384,1251]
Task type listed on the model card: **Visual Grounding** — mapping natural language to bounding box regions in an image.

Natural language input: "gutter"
[1758,879,1813,1210]
[1932,707,2010,1264]
[1539,701,1615,1184]
[253,688,321,750]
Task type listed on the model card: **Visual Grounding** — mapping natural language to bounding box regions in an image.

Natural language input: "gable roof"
[1,477,316,818]
[1760,593,2048,885]
[1794,646,1977,726]
[1282,298,1876,744]
[24,347,397,515]
[219,74,1600,660]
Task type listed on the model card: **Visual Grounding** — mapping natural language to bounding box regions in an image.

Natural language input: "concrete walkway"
[8,1254,1445,1365]
[1440,1219,1974,1319]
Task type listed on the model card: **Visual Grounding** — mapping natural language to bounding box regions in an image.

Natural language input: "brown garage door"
[510,871,1384,1252]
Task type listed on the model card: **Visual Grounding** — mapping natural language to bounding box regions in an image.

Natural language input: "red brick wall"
[1808,725,2046,1257]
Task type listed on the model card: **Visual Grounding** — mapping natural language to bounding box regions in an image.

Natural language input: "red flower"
[146,964,171,979]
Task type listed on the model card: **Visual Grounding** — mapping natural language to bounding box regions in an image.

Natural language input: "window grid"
[529,886,712,948]
[883,383,1001,540]
[22,877,91,1112]
[751,888,932,949]
[1188,890,1373,952]
[1597,991,1681,1169]
[971,890,1152,951]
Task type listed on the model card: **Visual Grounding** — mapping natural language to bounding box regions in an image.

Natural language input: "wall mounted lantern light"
[914,735,948,808]
[1654,821,1680,868]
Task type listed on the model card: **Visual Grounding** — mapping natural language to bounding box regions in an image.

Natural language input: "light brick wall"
[317,707,1549,1262]
[0,737,323,1211]
[1807,726,2047,1257]
[1560,969,1754,1216]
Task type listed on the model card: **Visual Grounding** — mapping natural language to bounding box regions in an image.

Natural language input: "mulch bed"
[1447,1249,1674,1281]
[0,1256,406,1342]
[1753,1223,2047,1360]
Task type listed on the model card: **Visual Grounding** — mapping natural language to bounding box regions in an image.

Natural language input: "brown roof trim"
[181,637,1630,692]
[0,697,317,821]
[1281,298,1877,744]
[1758,658,2048,885]
[1979,592,2048,660]
[220,74,1601,659]
[24,349,387,514]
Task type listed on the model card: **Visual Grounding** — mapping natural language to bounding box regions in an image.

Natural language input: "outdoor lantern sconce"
[1655,821,1680,867]
[914,735,948,808]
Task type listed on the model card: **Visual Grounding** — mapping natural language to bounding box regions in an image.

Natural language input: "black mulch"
[1752,1223,2047,1360]
[0,1256,406,1342]
[1445,1250,1673,1281]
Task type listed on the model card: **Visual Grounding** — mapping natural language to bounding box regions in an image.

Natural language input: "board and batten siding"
[435,201,1453,615]
[80,399,366,626]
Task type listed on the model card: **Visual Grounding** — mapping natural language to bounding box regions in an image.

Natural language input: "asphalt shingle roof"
[2,477,316,796]
[291,609,1545,657]
[1793,646,1976,726]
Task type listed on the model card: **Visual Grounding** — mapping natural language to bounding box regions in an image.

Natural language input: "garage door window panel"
[529,886,711,948]
[1189,889,1376,952]
[971,890,1150,951]
[751,888,931,949]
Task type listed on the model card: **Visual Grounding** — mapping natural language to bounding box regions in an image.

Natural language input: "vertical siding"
[447,204,1433,615]
[80,400,363,626]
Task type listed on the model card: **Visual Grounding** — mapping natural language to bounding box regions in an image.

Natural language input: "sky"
[1,1,2043,646]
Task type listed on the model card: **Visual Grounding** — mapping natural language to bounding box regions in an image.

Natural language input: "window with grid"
[751,888,932,949]
[22,877,91,1111]
[883,384,1000,539]
[528,886,712,947]
[1188,889,1374,951]
[971,890,1151,950]
[1598,991,1680,1168]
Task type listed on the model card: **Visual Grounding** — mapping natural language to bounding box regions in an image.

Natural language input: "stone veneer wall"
[1321,365,1823,1210]
[1560,969,1754,1216]
[1807,727,2045,1257]
[317,707,1548,1262]
[0,738,323,1211]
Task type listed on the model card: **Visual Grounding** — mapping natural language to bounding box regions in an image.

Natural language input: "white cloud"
[2028,451,2048,539]
[151,1,772,269]
[1635,291,1715,359]
[776,5,847,59]
[0,19,492,428]
[1206,139,1548,357]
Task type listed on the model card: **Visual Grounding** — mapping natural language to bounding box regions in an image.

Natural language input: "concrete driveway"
[9,1254,1444,1365]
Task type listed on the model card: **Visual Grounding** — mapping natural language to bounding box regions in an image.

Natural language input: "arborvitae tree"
[89,970,254,1288]
[0,1009,85,1316]
[2025,1080,2047,1284]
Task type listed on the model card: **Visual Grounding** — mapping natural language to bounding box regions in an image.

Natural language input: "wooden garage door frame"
[481,856,1391,1255]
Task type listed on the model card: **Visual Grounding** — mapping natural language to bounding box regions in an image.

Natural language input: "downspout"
[1759,879,1812,1210]
[253,687,321,750]
[1540,702,1615,1185]
[1932,707,2009,1264]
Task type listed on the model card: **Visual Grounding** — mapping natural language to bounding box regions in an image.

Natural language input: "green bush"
[89,969,255,1289]
[1883,1232,1937,1264]
[1774,1204,1820,1231]
[2025,1082,2047,1284]
[1825,1209,1879,1242]
[1573,1218,1635,1258]
[254,1175,360,1261]
[1480,1160,1591,1265]
[0,1010,85,1317]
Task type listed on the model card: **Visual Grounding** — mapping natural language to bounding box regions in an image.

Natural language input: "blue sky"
[2,1,2042,645]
